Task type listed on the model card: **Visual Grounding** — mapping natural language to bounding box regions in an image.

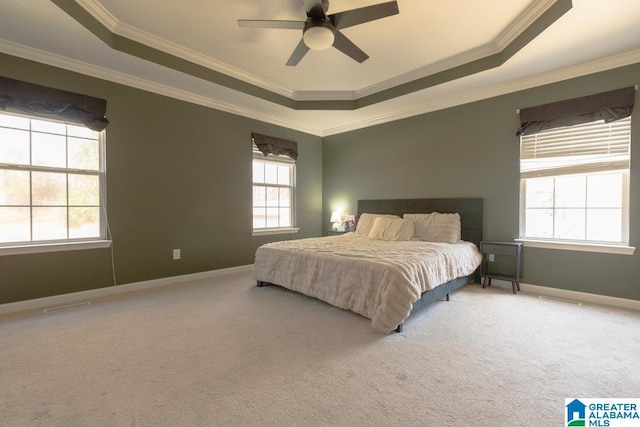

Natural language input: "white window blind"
[520,117,631,179]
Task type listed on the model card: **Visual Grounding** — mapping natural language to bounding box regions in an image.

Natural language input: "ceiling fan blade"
[332,31,369,63]
[238,19,305,30]
[331,1,399,30]
[286,39,311,66]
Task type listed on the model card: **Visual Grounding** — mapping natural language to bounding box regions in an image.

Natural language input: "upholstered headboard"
[356,198,483,249]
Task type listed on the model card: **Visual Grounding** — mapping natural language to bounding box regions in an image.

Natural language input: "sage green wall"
[0,53,323,304]
[2,51,638,305]
[323,63,640,301]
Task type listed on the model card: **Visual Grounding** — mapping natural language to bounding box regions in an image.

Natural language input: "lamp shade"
[330,211,342,223]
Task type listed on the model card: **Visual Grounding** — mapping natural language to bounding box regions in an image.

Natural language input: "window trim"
[252,145,297,234]
[518,117,631,251]
[515,238,635,255]
[0,239,112,256]
[519,170,630,245]
[0,111,107,249]
[252,228,300,237]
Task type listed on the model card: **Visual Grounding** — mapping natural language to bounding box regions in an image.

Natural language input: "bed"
[253,198,483,333]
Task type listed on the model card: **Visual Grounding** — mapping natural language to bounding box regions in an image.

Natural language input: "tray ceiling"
[0,0,639,135]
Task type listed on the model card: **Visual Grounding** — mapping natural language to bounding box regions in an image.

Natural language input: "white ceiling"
[0,0,639,136]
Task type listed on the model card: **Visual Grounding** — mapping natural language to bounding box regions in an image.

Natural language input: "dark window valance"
[516,86,635,137]
[0,76,109,132]
[252,132,298,160]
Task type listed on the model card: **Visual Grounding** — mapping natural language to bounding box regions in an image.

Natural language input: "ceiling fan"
[238,0,399,66]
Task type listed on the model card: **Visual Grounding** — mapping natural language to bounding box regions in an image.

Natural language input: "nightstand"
[480,241,523,294]
[326,230,348,236]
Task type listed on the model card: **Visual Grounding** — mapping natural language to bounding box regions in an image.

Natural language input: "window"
[252,143,296,233]
[0,112,105,247]
[519,117,631,247]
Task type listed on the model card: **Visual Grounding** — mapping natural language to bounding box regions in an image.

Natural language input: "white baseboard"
[484,279,640,311]
[0,264,254,316]
[4,269,638,317]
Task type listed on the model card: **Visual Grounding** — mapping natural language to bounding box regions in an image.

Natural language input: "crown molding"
[354,43,499,100]
[75,0,118,30]
[75,0,296,99]
[495,0,557,51]
[2,36,636,138]
[114,22,296,99]
[348,0,560,100]
[69,0,566,104]
[0,39,324,136]
[47,0,572,109]
[321,49,640,136]
[289,44,497,101]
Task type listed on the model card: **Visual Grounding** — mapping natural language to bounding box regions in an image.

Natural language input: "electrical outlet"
[173,249,181,260]
[487,253,495,262]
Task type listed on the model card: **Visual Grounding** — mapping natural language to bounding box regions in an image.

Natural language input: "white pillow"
[354,213,400,237]
[368,217,414,241]
[404,212,461,243]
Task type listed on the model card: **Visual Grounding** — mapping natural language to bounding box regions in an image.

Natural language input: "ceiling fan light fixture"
[303,23,335,50]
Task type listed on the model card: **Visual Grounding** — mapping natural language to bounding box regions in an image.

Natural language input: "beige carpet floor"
[1,270,639,426]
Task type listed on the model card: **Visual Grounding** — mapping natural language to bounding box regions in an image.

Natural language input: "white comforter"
[253,234,482,334]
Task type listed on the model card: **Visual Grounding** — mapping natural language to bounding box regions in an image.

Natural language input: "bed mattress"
[254,234,482,333]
